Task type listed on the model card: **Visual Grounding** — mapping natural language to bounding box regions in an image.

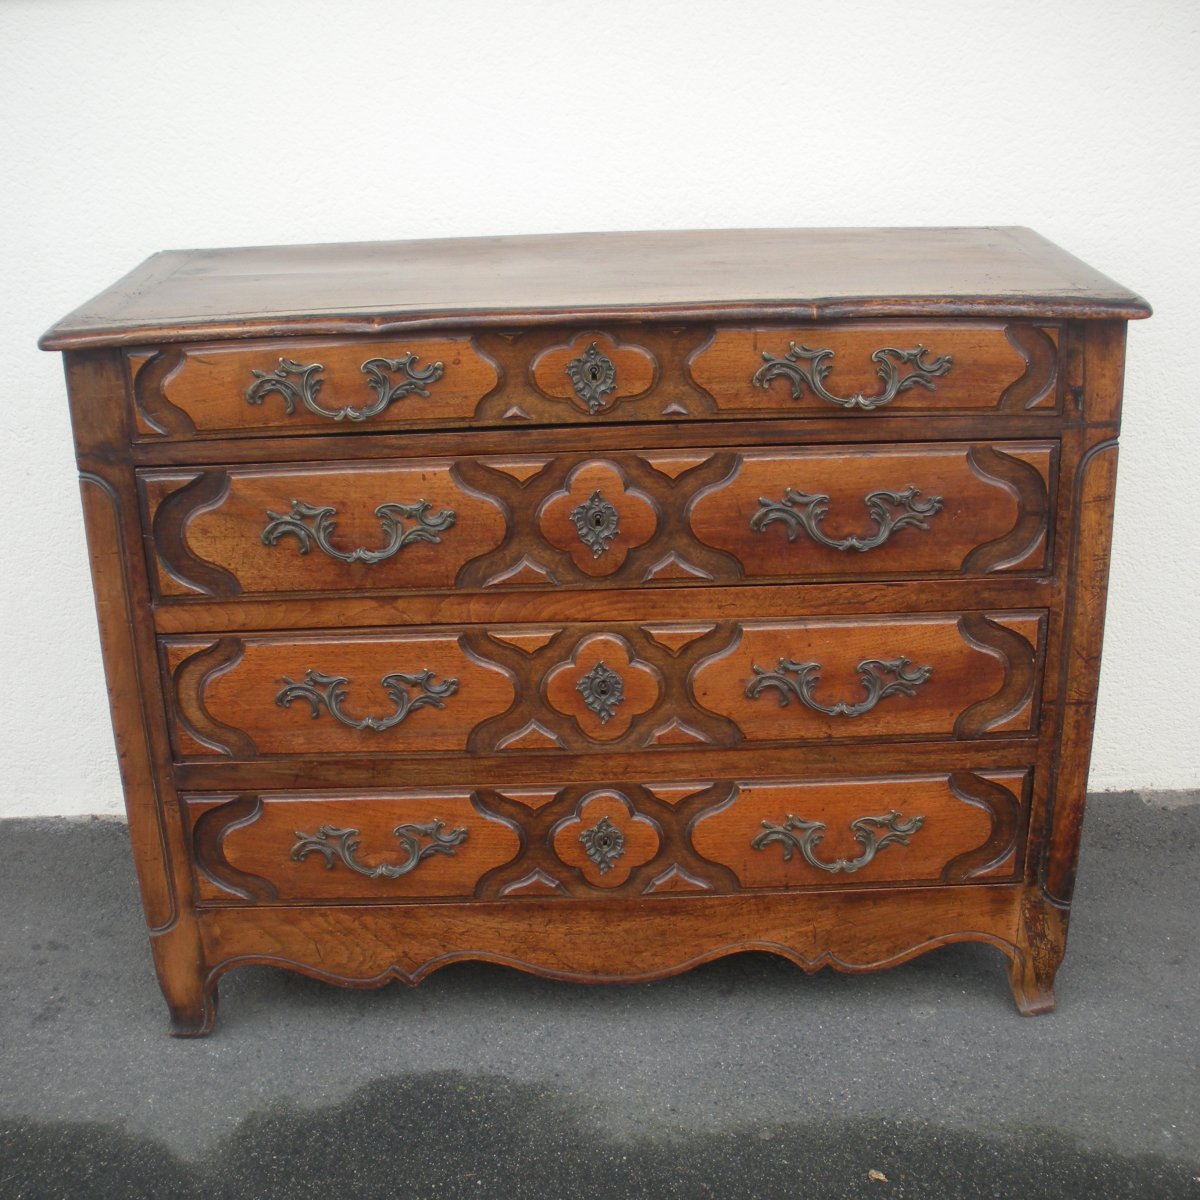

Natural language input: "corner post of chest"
[64,347,215,1035]
[1012,320,1129,1014]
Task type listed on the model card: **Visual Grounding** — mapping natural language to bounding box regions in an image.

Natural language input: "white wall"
[1,0,1195,817]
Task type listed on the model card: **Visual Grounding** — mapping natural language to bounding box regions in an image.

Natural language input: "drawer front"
[129,336,502,439]
[186,790,523,902]
[142,440,1054,599]
[162,611,1043,761]
[185,768,1029,903]
[128,321,1059,440]
[688,322,1059,417]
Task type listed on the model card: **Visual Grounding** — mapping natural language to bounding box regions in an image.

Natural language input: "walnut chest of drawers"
[41,227,1150,1034]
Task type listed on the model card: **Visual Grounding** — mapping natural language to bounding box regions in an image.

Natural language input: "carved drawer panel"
[161,611,1044,761]
[184,768,1028,905]
[128,321,1059,442]
[186,790,522,902]
[128,336,502,440]
[690,770,1029,889]
[140,440,1054,599]
[688,323,1059,417]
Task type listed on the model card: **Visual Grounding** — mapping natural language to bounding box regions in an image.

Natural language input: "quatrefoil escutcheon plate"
[576,660,625,724]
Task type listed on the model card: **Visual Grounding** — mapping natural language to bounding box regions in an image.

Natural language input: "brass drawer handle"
[752,343,952,410]
[276,669,458,731]
[751,810,924,874]
[750,485,942,551]
[262,499,457,564]
[291,821,468,879]
[245,354,444,422]
[745,656,932,717]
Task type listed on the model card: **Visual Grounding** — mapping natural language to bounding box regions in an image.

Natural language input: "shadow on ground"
[2,1071,1197,1200]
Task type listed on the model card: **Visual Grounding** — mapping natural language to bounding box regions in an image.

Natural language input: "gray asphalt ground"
[1,791,1197,1199]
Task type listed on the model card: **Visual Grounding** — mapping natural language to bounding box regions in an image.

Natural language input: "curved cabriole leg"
[1007,890,1068,1016]
[165,977,219,1037]
[150,928,220,1036]
[1006,949,1057,1016]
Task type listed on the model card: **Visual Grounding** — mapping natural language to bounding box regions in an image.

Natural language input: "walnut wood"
[130,335,501,439]
[40,228,1150,351]
[689,322,1059,415]
[142,440,1054,600]
[187,790,522,903]
[120,320,1067,441]
[690,769,1027,889]
[44,230,1146,1033]
[161,612,1043,761]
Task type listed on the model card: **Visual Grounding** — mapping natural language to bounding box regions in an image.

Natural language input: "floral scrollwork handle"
[751,810,924,874]
[745,656,932,717]
[245,354,444,422]
[262,499,457,565]
[750,486,943,552]
[752,343,952,410]
[290,821,468,879]
[276,669,458,731]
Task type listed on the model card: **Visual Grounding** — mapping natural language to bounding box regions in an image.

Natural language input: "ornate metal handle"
[745,656,932,717]
[276,669,458,731]
[752,343,952,410]
[246,354,444,422]
[262,499,456,564]
[566,343,617,413]
[291,821,468,878]
[750,486,942,552]
[751,810,923,874]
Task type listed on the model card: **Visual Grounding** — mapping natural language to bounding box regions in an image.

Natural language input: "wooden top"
[40,226,1150,351]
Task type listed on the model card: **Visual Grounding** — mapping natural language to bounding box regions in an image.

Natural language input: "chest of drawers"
[41,227,1149,1035]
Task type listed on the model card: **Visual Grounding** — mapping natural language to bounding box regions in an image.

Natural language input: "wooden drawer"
[186,790,523,902]
[141,440,1054,599]
[688,322,1060,417]
[127,320,1060,441]
[162,611,1044,761]
[129,336,502,440]
[185,768,1029,904]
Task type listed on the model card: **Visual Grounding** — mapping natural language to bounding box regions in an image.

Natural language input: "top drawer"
[127,321,1061,441]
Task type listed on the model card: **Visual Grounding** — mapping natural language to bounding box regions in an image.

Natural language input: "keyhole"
[592,512,606,529]
[594,830,617,853]
[588,363,603,382]
[593,678,611,697]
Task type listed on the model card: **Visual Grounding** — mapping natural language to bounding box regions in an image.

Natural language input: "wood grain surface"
[44,230,1145,1032]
